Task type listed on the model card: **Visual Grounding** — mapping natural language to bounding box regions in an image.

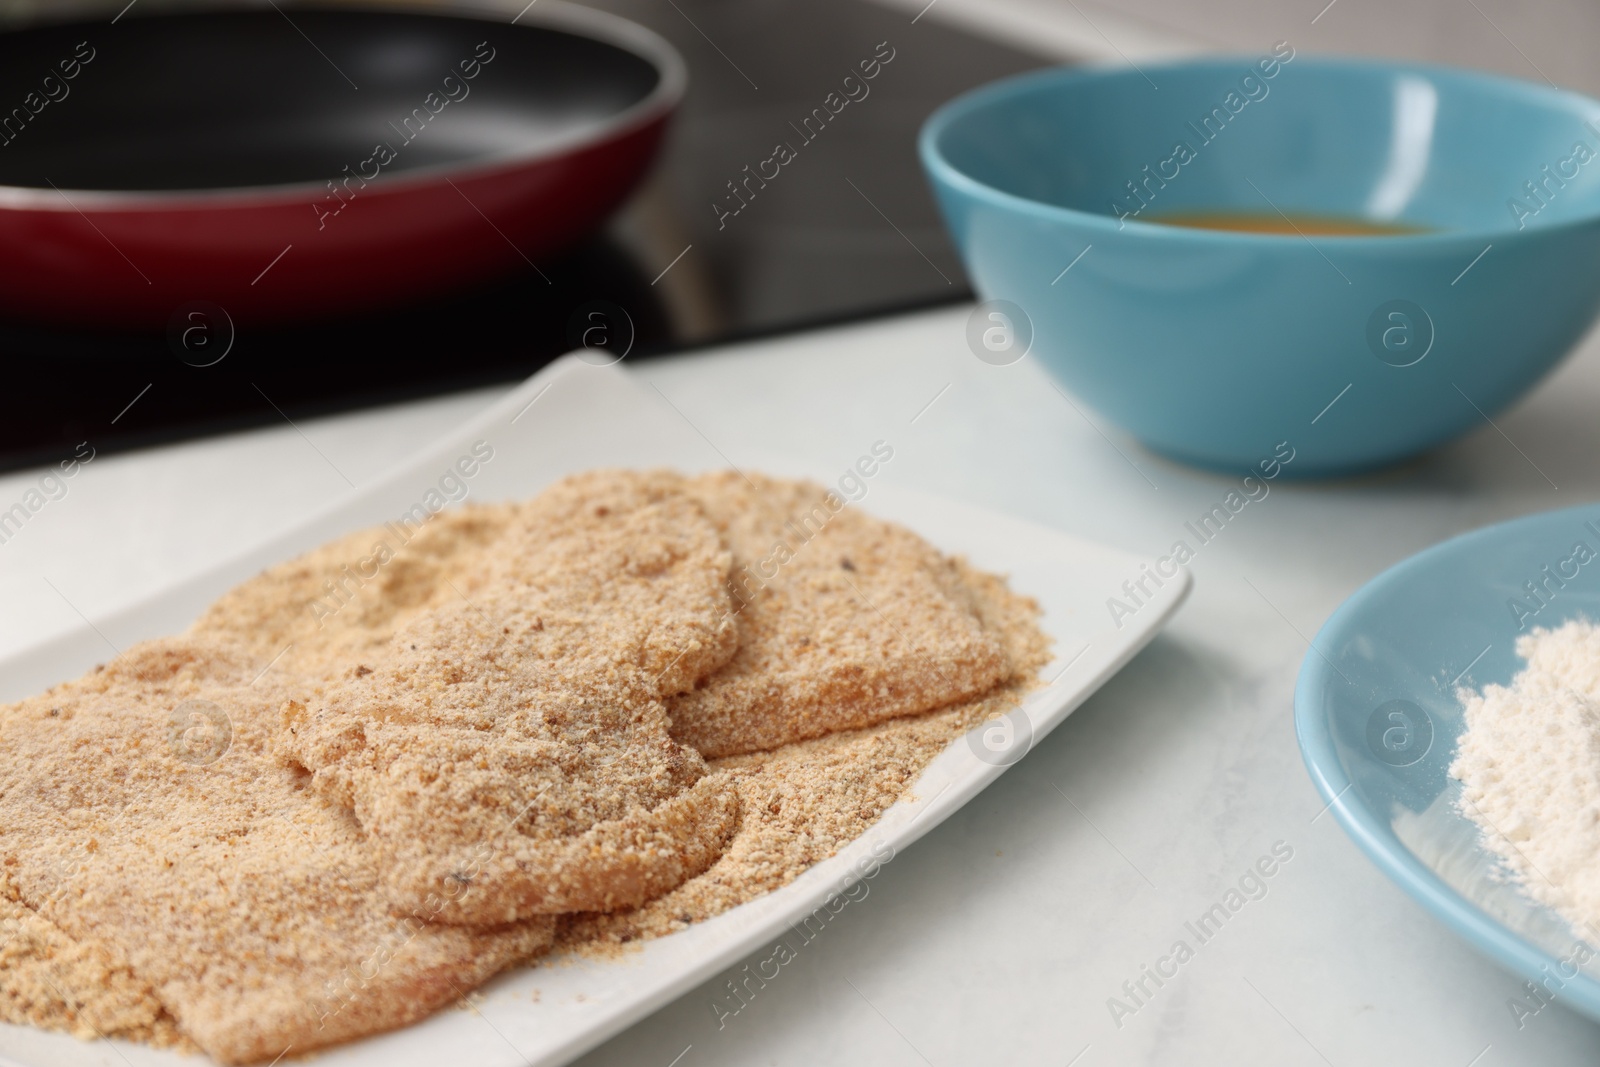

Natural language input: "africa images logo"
[1107,42,1295,228]
[711,41,896,230]
[311,41,497,230]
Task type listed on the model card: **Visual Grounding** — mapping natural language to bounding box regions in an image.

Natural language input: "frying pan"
[0,0,684,327]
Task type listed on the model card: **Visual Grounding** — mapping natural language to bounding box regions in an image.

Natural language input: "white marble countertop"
[5,302,1600,1066]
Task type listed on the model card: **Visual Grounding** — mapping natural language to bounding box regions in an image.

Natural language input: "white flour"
[1453,619,1600,940]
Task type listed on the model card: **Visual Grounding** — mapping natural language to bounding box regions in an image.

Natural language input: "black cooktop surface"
[1,0,1050,472]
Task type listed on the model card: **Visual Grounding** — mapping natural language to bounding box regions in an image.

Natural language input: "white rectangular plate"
[0,356,1189,1067]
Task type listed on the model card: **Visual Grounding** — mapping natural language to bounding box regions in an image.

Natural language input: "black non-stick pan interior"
[0,7,661,191]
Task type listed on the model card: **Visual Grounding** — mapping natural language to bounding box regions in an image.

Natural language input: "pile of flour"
[1453,619,1600,940]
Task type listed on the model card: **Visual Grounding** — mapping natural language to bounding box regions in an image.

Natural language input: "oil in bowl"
[1146,212,1432,236]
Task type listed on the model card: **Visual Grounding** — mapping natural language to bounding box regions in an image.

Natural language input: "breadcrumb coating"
[0,469,1050,1064]
[0,880,190,1051]
[278,471,743,923]
[192,503,523,681]
[0,639,553,1065]
[564,555,1051,946]
[667,472,1010,757]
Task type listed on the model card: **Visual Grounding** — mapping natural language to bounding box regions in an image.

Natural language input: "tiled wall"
[1107,0,1596,94]
[2,0,1593,95]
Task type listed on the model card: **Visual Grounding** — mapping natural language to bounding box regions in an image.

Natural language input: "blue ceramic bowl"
[920,55,1600,475]
[1297,503,1600,1019]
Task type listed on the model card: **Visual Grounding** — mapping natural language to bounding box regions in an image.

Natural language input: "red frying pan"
[0,1,683,328]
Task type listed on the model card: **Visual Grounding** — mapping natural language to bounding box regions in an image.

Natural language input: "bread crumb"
[0,470,1050,1062]
[562,553,1050,947]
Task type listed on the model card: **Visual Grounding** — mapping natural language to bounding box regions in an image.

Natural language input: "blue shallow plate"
[1296,503,1600,1019]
